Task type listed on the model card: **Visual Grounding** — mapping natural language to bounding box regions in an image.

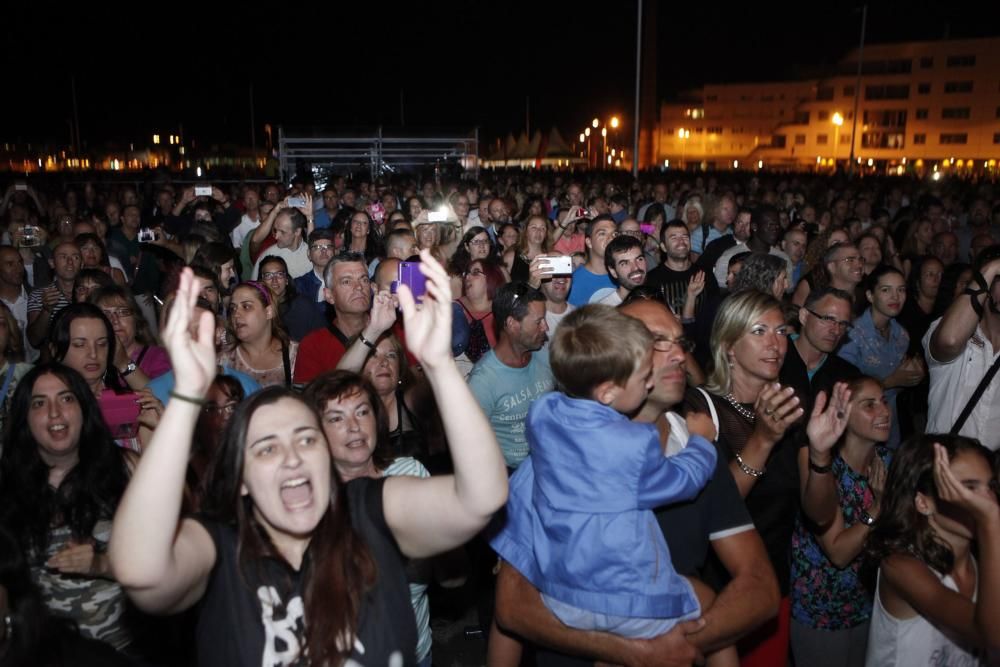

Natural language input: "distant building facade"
[655,37,1000,175]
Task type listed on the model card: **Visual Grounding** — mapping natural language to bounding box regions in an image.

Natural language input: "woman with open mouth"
[109,252,507,666]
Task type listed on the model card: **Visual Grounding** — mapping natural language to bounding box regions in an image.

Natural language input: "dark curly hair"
[866,433,994,575]
[0,363,129,559]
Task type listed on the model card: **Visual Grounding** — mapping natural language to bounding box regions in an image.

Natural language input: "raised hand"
[396,250,453,371]
[806,382,852,458]
[162,268,217,398]
[367,289,398,336]
[753,383,803,443]
[933,443,1000,524]
[686,270,706,299]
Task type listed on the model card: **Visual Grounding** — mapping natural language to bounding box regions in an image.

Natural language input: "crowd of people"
[0,168,998,667]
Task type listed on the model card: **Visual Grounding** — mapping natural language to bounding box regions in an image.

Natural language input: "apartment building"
[656,37,1000,175]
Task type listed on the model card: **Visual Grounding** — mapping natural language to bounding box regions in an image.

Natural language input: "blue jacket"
[490,392,716,619]
[293,271,326,316]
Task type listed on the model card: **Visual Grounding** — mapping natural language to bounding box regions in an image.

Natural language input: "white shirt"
[252,243,312,280]
[866,564,983,666]
[541,302,575,351]
[923,318,1000,451]
[589,287,622,306]
[230,213,261,248]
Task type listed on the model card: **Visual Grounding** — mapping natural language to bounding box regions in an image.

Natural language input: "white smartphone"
[428,210,448,223]
[542,256,573,275]
[194,186,213,197]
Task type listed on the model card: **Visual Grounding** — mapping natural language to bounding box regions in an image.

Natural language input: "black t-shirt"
[194,477,417,667]
[645,263,720,319]
[656,436,754,577]
[684,387,801,596]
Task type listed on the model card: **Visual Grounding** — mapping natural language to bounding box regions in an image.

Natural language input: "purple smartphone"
[396,261,428,300]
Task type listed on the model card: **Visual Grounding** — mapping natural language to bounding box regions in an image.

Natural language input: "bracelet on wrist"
[809,458,833,474]
[169,390,207,406]
[735,451,766,478]
[358,332,377,349]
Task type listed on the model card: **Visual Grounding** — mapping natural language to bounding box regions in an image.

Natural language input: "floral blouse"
[790,447,891,630]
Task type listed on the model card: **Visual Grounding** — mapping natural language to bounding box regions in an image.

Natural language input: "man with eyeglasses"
[494,298,778,666]
[293,229,338,316]
[293,252,373,385]
[780,288,860,416]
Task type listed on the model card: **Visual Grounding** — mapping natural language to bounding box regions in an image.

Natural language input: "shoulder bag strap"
[950,351,1000,435]
[281,342,292,388]
[695,387,720,439]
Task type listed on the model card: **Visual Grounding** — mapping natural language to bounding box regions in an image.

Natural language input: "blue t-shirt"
[148,366,262,406]
[690,225,730,255]
[567,267,614,307]
[468,349,554,469]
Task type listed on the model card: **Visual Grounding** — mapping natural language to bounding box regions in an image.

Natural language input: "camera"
[20,225,41,248]
[137,227,156,243]
[194,186,213,197]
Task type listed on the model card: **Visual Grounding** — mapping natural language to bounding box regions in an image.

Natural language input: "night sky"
[3,2,998,149]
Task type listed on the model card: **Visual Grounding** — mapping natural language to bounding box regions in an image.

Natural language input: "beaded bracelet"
[735,451,766,478]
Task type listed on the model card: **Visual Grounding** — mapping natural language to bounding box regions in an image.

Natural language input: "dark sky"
[3,2,998,150]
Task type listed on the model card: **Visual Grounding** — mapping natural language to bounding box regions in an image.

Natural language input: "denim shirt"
[837,308,909,448]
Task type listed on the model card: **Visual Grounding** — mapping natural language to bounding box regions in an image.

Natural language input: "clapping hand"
[806,382,852,459]
[753,383,803,443]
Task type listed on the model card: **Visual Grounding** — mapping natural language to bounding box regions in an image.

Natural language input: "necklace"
[722,393,756,423]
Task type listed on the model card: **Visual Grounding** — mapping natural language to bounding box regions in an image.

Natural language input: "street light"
[592,118,599,128]
[579,133,585,143]
[677,128,690,168]
[610,116,620,129]
[831,112,844,171]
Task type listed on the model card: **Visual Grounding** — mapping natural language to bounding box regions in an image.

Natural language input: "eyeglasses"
[468,239,490,246]
[262,271,287,280]
[652,335,694,353]
[805,308,853,331]
[310,244,334,252]
[203,402,239,416]
[101,307,133,320]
